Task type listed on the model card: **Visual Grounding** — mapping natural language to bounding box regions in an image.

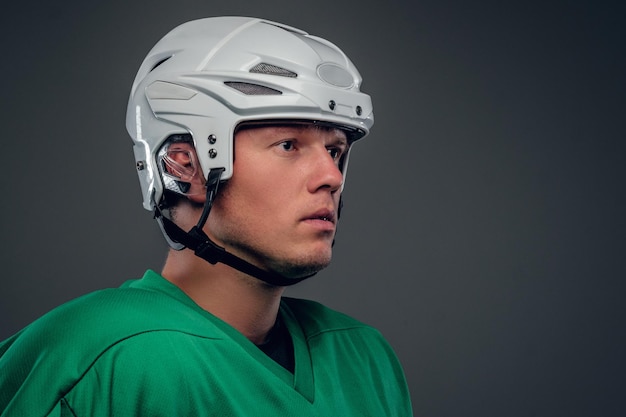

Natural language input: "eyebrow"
[328,134,349,149]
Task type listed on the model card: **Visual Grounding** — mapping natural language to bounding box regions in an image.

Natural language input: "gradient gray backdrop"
[1,1,624,416]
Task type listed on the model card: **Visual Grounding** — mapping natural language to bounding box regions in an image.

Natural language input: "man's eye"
[327,147,342,160]
[280,141,295,151]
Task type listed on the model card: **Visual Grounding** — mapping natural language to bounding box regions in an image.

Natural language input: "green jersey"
[1,270,412,416]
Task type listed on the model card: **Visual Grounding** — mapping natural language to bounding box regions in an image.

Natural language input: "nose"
[307,147,344,194]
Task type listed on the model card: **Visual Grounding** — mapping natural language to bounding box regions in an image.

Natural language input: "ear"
[163,148,195,182]
[162,144,207,203]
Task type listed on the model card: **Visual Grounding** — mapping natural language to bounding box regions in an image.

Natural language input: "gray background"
[1,1,624,416]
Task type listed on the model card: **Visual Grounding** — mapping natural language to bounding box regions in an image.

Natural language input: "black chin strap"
[155,168,313,287]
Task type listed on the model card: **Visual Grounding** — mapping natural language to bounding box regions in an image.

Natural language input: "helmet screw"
[328,100,336,111]
[208,149,218,159]
[208,134,217,144]
[136,161,145,171]
[356,105,362,116]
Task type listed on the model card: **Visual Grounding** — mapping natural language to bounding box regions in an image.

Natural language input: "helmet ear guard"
[157,134,207,202]
[127,17,374,284]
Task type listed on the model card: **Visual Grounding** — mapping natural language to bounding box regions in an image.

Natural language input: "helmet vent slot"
[250,63,297,78]
[224,82,283,95]
[150,56,172,72]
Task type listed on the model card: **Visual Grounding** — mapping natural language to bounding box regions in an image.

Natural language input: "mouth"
[303,209,336,225]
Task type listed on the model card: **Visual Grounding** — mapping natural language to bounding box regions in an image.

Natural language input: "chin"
[269,252,333,280]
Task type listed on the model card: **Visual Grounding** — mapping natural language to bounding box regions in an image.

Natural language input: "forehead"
[236,122,348,142]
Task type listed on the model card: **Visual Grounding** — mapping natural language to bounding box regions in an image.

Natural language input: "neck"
[161,248,285,345]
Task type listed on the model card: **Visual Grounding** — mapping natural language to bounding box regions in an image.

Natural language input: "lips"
[303,208,336,224]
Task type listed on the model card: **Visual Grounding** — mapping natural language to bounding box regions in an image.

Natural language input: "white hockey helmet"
[126,16,374,212]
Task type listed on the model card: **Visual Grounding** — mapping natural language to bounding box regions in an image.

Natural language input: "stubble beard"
[224,236,334,281]
[206,184,335,281]
[265,249,332,280]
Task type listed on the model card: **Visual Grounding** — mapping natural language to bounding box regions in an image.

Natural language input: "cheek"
[226,170,270,207]
[231,158,291,210]
[213,173,274,222]
[218,148,303,228]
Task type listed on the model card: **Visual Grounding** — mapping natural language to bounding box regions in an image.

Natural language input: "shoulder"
[0,280,223,416]
[3,279,225,366]
[281,297,405,374]
[18,283,219,348]
[281,297,382,340]
[282,298,413,414]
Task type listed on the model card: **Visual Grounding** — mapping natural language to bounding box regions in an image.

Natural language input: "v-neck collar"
[280,299,315,402]
[128,270,315,403]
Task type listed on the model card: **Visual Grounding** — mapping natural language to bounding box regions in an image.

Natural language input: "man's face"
[206,124,349,279]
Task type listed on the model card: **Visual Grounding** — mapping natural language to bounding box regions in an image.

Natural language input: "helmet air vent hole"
[250,63,297,78]
[224,82,283,95]
[150,56,172,72]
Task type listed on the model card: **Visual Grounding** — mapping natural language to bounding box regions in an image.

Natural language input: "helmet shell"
[126,16,374,211]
